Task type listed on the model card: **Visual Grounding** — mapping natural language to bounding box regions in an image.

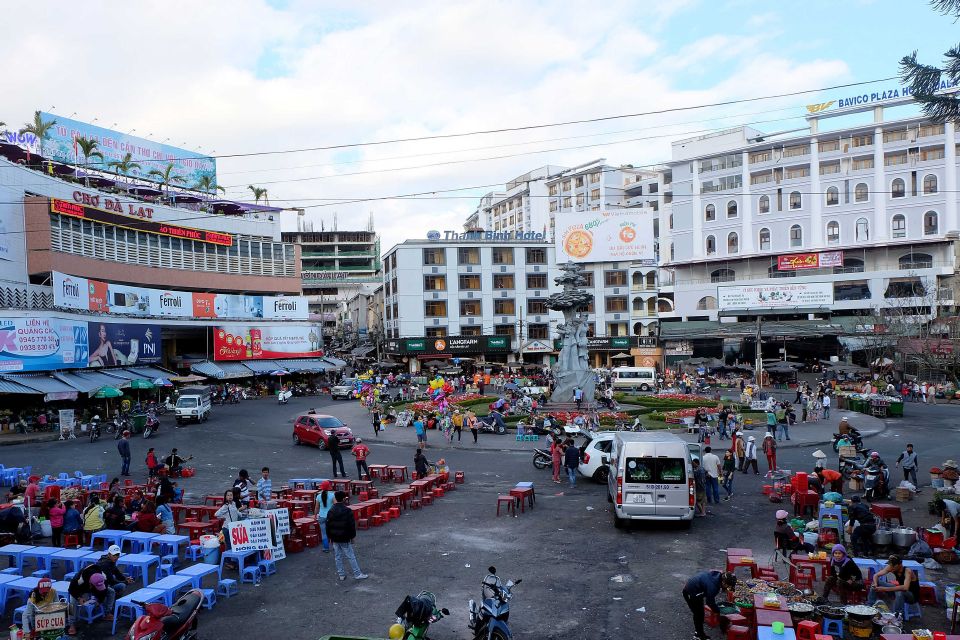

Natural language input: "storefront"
[552,336,660,369]
[383,336,512,373]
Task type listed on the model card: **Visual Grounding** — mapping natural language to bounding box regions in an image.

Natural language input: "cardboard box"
[838,445,858,459]
[849,478,864,491]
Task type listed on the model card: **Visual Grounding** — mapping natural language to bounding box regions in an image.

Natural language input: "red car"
[292,413,354,449]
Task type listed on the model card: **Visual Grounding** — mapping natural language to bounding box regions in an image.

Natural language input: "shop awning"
[218,362,254,378]
[190,361,254,379]
[52,372,122,395]
[98,369,143,382]
[190,361,226,378]
[275,359,334,373]
[242,360,282,375]
[323,356,347,368]
[661,319,846,341]
[0,378,41,395]
[3,374,79,395]
[351,345,375,357]
[76,370,134,389]
[126,366,178,380]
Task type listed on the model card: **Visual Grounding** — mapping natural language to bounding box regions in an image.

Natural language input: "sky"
[1,0,957,252]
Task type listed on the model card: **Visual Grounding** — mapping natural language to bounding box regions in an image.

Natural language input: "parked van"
[611,366,656,392]
[175,386,212,425]
[604,432,699,527]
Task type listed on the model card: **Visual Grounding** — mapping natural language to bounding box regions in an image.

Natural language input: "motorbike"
[832,427,864,453]
[114,415,130,440]
[478,412,507,435]
[278,389,293,404]
[127,589,203,640]
[162,397,177,413]
[532,447,551,470]
[390,591,449,640]
[143,411,160,439]
[88,416,102,443]
[468,566,520,640]
[863,464,890,501]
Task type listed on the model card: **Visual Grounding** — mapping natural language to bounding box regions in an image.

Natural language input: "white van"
[604,432,699,528]
[611,366,657,392]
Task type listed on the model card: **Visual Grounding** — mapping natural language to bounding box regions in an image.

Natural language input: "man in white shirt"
[822,393,831,419]
[701,446,722,505]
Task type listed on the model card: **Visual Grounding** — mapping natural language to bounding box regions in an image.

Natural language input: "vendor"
[23,577,58,638]
[821,544,864,604]
[934,497,959,537]
[773,510,815,554]
[941,459,959,488]
[681,570,737,640]
[867,555,919,613]
[838,417,851,436]
[815,468,844,494]
[846,496,876,557]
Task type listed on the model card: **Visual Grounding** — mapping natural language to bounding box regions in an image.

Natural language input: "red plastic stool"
[284,537,304,553]
[444,482,456,491]
[410,499,422,510]
[370,514,383,526]
[756,566,779,581]
[292,510,306,520]
[432,487,444,498]
[762,484,773,495]
[919,582,938,605]
[63,533,80,548]
[793,565,815,592]
[304,533,320,548]
[704,606,720,628]
[797,620,821,640]
[496,495,516,517]
[727,626,751,640]
[455,471,464,483]
[815,635,833,640]
[388,506,401,519]
[380,510,391,523]
[358,491,369,501]
[421,495,433,506]
[411,472,419,480]
[357,519,369,530]
[368,488,379,498]
[725,614,747,630]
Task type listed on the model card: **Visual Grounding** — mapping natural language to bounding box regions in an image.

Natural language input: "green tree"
[194,175,225,195]
[74,137,104,187]
[148,162,186,194]
[19,111,57,156]
[107,152,141,179]
[901,0,960,121]
[248,185,269,204]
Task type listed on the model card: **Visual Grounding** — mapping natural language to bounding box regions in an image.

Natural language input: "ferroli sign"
[428,230,546,242]
[384,336,510,354]
[553,336,655,351]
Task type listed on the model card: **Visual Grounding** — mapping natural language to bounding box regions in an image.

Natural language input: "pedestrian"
[800,394,809,423]
[145,447,158,477]
[371,407,381,437]
[765,409,777,439]
[48,498,65,547]
[743,436,759,475]
[233,469,253,503]
[721,450,736,501]
[550,434,563,484]
[573,386,583,411]
[413,414,427,448]
[325,491,368,581]
[701,446,721,505]
[895,443,919,488]
[681,571,737,640]
[692,459,708,516]
[81,495,104,546]
[117,430,131,477]
[779,408,791,441]
[928,383,937,405]
[563,438,579,489]
[467,410,479,444]
[762,434,777,473]
[315,481,333,552]
[734,431,746,470]
[452,409,463,442]
[257,467,273,507]
[327,431,346,478]
[822,392,831,419]
[351,437,370,480]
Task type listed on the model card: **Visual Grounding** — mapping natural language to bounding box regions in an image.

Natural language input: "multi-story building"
[661,94,960,364]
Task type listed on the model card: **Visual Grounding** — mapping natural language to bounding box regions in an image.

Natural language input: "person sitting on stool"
[867,555,919,613]
[846,495,876,557]
[681,570,737,640]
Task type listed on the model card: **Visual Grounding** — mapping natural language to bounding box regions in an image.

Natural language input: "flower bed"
[406,394,495,413]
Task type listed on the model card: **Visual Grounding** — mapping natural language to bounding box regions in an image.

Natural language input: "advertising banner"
[263,296,309,320]
[148,290,193,318]
[87,321,162,367]
[0,317,88,372]
[384,336,510,355]
[213,324,324,361]
[214,295,264,320]
[39,113,216,190]
[225,518,275,553]
[53,272,89,310]
[554,209,656,264]
[107,283,152,316]
[717,282,834,310]
[777,250,844,271]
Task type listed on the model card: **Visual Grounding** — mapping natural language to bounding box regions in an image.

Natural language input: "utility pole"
[755,315,763,390]
[517,305,525,366]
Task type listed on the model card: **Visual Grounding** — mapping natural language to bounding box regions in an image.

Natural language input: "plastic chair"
[77,600,104,623]
[58,473,69,481]
[156,562,174,579]
[257,559,277,577]
[217,579,238,598]
[901,599,922,621]
[797,620,821,640]
[240,566,261,585]
[821,617,843,637]
[201,588,216,609]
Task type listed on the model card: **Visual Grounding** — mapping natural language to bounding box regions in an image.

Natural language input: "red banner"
[777,250,843,271]
[213,325,324,361]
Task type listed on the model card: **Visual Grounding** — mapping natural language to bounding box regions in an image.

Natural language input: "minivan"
[611,366,657,392]
[604,432,700,528]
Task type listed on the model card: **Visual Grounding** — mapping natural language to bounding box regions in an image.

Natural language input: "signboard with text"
[555,209,655,264]
[0,317,88,372]
[384,336,510,355]
[717,282,834,310]
[777,251,843,271]
[553,336,653,351]
[213,324,324,361]
[225,518,275,553]
[87,321,162,367]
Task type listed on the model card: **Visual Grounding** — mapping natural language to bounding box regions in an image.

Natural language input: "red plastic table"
[409,479,432,498]
[176,520,219,540]
[351,480,373,495]
[509,487,535,513]
[870,503,904,526]
[367,464,389,481]
[386,466,408,483]
[755,609,793,628]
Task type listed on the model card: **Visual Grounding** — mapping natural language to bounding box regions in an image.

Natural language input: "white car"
[578,431,616,482]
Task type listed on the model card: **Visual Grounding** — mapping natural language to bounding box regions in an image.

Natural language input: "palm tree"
[148,162,186,195]
[73,137,104,186]
[248,185,269,204]
[19,111,57,156]
[107,152,141,179]
[194,175,225,195]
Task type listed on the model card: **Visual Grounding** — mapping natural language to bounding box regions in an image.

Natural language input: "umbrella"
[94,385,123,418]
[611,352,632,360]
[129,379,155,390]
[153,377,174,387]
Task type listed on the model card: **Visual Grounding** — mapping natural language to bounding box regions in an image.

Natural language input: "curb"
[0,433,60,447]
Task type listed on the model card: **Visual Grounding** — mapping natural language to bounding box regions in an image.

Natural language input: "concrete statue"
[547,262,596,405]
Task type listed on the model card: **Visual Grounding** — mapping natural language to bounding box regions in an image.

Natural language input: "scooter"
[126,589,203,640]
[88,416,102,443]
[468,566,520,640]
[477,412,507,435]
[863,464,890,501]
[832,427,864,453]
[278,389,293,404]
[143,411,160,439]
[532,447,551,470]
[391,591,449,640]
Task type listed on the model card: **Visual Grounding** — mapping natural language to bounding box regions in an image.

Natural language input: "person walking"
[734,431,746,470]
[573,386,583,411]
[822,392,831,419]
[328,431,346,478]
[117,431,131,477]
[692,459,708,516]
[413,414,427,448]
[371,407,381,437]
[701,446,721,505]
[145,447,158,477]
[48,499,65,547]
[452,409,463,442]
[316,481,333,552]
[765,409,777,439]
[895,444,919,488]
[351,437,370,480]
[743,436,759,475]
[256,467,273,507]
[563,438,580,489]
[467,410,479,444]
[762,434,778,473]
[325,491,368,581]
[721,450,736,501]
[550,434,563,484]
[681,571,737,640]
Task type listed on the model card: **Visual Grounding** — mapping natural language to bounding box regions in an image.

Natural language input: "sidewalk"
[0,432,60,447]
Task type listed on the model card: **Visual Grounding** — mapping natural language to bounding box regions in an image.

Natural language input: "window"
[883,128,909,143]
[494,299,515,315]
[750,150,771,164]
[590,172,601,183]
[527,273,547,289]
[457,247,479,265]
[920,146,945,161]
[853,156,875,170]
[826,186,839,206]
[852,133,874,147]
[826,221,840,245]
[835,281,871,301]
[836,257,865,274]
[423,275,446,291]
[705,204,716,221]
[758,195,770,214]
[759,228,771,251]
[855,183,869,203]
[892,214,907,238]
[924,211,939,235]
[727,232,739,254]
[424,300,447,317]
[525,248,546,264]
[705,235,716,255]
[527,323,549,339]
[549,201,558,212]
[697,296,718,310]
[789,225,803,248]
[885,278,926,298]
[819,139,841,153]
[425,327,447,338]
[789,191,802,210]
[459,300,481,316]
[711,268,735,283]
[460,326,481,336]
[576,194,585,206]
[459,274,481,290]
[605,296,628,312]
[923,174,938,194]
[423,248,445,265]
[575,177,584,188]
[548,185,558,196]
[563,197,571,208]
[885,151,908,167]
[590,188,600,200]
[669,243,674,261]
[492,247,514,264]
[562,180,571,191]
[783,145,808,158]
[527,299,548,315]
[581,271,594,287]
[892,178,905,198]
[899,252,933,269]
[920,123,945,137]
[668,214,673,229]
[604,270,628,287]
[784,166,810,179]
[494,324,515,338]
[493,274,515,289]
[856,218,870,242]
[727,200,738,218]
[820,161,841,175]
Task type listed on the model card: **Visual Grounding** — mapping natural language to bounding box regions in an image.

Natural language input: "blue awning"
[126,366,178,380]
[190,361,226,378]
[275,359,334,373]
[0,378,42,394]
[3,374,78,394]
[189,361,253,379]
[242,360,281,374]
[217,362,254,379]
[322,356,346,368]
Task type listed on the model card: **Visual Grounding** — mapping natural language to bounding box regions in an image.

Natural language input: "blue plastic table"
[149,534,190,556]
[112,587,165,635]
[0,573,23,610]
[149,574,193,605]
[90,529,129,551]
[5,576,40,603]
[0,544,35,571]
[219,549,259,579]
[122,531,159,553]
[175,563,220,589]
[51,548,93,574]
[757,627,797,640]
[51,580,70,597]
[22,546,61,571]
[115,553,160,588]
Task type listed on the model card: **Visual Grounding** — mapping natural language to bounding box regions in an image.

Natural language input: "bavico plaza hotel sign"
[385,336,510,354]
[51,198,233,246]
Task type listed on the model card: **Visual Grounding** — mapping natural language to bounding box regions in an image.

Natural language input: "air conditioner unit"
[432,293,439,299]
[500,291,508,298]
[432,267,438,273]
[467,291,474,298]
[466,266,473,272]
[500,266,506,272]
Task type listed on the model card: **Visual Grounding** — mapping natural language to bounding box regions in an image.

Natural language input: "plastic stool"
[444,482,456,491]
[370,514,383,526]
[388,506,401,519]
[496,495,516,517]
[797,620,821,640]
[77,600,104,623]
[357,518,369,530]
[257,559,277,577]
[157,562,174,579]
[186,544,202,561]
[13,605,26,625]
[728,625,751,640]
[421,495,433,506]
[410,499,422,510]
[432,487,444,498]
[704,605,720,628]
[162,554,179,568]
[411,472,419,480]
[358,491,369,501]
[821,617,843,637]
[63,533,80,547]
[200,588,216,610]
[455,471,464,483]
[919,581,939,605]
[515,435,523,441]
[793,565,815,592]
[31,570,50,578]
[217,579,239,598]
[901,599,922,621]
[240,566,261,585]
[303,533,320,548]
[379,510,391,523]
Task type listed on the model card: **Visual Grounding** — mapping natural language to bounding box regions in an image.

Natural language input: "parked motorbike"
[532,447,551,470]
[127,589,203,640]
[478,412,507,435]
[390,591,449,640]
[143,411,160,439]
[468,566,520,640]
[88,416,102,443]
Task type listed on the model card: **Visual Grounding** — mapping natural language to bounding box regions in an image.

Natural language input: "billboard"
[38,113,216,191]
[213,324,323,361]
[53,272,308,321]
[554,209,655,264]
[88,321,162,367]
[0,317,88,372]
[777,251,844,271]
[717,282,834,311]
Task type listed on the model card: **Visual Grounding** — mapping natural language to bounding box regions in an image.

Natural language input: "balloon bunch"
[428,376,455,412]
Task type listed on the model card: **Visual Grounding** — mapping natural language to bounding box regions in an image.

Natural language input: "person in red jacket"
[351,438,370,480]
[145,448,158,477]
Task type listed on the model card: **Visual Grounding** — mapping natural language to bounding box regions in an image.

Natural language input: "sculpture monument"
[547,262,596,405]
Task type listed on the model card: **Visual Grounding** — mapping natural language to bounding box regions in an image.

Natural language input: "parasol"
[94,385,123,418]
